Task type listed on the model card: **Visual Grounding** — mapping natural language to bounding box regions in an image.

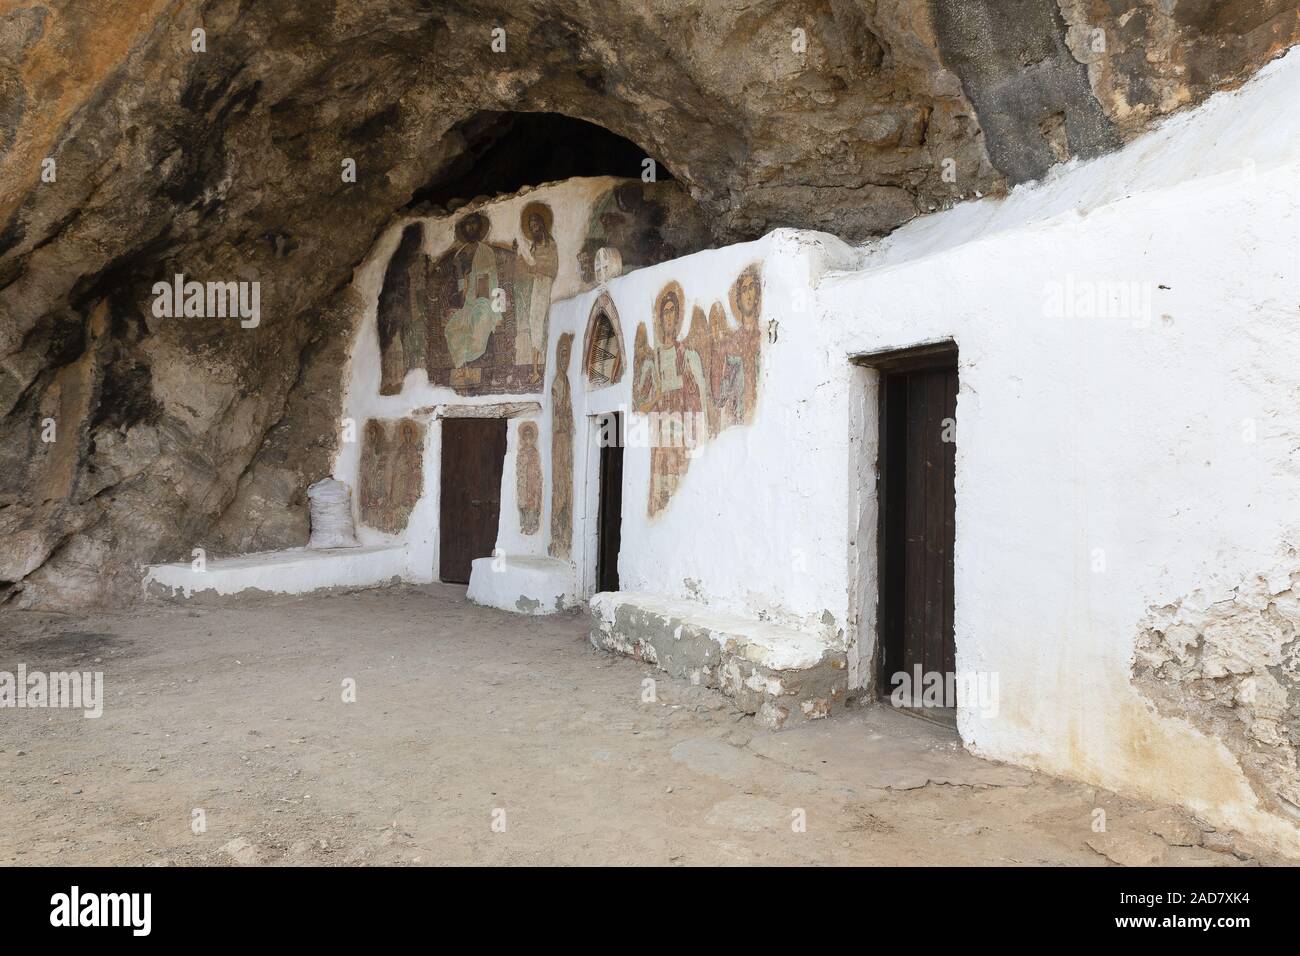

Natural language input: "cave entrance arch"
[410,111,673,211]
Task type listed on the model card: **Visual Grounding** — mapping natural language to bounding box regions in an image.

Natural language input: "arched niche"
[583,292,625,389]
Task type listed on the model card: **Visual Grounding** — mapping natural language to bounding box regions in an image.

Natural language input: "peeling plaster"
[1135,549,1300,822]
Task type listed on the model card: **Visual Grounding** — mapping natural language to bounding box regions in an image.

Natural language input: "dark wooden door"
[439,417,507,584]
[596,413,623,593]
[879,361,957,706]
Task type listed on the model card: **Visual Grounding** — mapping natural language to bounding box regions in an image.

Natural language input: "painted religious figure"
[358,420,388,521]
[376,223,427,395]
[512,203,558,380]
[422,206,554,396]
[548,333,575,559]
[633,282,709,517]
[516,421,543,536]
[577,183,671,284]
[630,266,763,516]
[441,212,507,379]
[708,264,763,434]
[358,417,425,534]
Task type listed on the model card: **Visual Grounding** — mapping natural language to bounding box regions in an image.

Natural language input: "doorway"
[872,344,958,719]
[439,417,508,584]
[596,412,623,593]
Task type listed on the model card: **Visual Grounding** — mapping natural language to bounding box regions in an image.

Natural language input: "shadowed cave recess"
[0,0,1295,608]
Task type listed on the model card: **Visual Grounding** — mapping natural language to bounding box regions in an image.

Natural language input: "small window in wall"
[584,293,625,389]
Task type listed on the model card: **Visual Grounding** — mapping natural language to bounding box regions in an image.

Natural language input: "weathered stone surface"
[1058,0,1300,138]
[589,592,848,725]
[1133,549,1300,830]
[1086,829,1170,867]
[0,1,1292,606]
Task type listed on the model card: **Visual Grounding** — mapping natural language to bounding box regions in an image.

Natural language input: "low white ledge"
[467,555,575,615]
[143,545,409,599]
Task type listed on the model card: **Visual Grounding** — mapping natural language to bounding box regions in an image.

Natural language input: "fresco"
[583,292,625,388]
[425,208,555,395]
[548,332,575,559]
[372,180,713,400]
[633,266,763,517]
[375,205,558,398]
[709,264,762,435]
[577,182,672,285]
[513,202,559,370]
[515,420,543,536]
[358,417,425,534]
[633,283,708,517]
[376,223,428,396]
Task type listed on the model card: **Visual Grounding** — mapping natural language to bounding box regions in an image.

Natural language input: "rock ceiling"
[0,0,1295,605]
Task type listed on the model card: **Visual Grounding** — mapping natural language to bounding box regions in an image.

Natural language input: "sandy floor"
[0,584,1278,866]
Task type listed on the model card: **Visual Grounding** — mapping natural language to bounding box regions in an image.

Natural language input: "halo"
[454,211,490,243]
[520,201,554,236]
[652,281,685,343]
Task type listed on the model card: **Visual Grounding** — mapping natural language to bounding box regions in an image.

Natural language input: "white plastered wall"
[813,48,1300,854]
[323,49,1300,853]
[552,234,853,647]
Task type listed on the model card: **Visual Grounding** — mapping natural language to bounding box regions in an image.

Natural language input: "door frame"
[850,340,959,711]
[580,410,623,596]
[595,411,624,593]
[437,415,508,585]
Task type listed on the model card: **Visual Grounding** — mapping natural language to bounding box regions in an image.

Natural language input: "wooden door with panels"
[439,418,508,584]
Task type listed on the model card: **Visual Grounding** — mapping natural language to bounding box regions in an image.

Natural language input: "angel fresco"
[633,266,764,517]
[633,283,710,517]
[708,264,763,434]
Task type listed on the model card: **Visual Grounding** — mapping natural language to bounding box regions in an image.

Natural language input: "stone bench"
[143,545,408,600]
[589,591,848,729]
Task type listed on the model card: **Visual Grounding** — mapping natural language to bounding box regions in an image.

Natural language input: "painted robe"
[634,292,708,516]
[514,237,558,369]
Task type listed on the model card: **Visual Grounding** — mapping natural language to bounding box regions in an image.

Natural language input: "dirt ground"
[0,584,1283,866]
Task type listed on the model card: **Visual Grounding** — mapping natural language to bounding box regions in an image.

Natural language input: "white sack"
[307,478,359,549]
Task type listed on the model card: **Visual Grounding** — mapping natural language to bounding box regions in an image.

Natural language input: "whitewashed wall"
[552,235,850,640]
[814,48,1300,854]
[329,49,1300,854]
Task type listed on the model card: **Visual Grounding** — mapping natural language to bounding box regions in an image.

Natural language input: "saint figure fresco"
[369,204,557,398]
[512,202,558,379]
[434,212,511,386]
[548,333,576,559]
[516,421,543,536]
[376,223,427,396]
[358,417,425,534]
[374,182,707,399]
[358,420,387,521]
